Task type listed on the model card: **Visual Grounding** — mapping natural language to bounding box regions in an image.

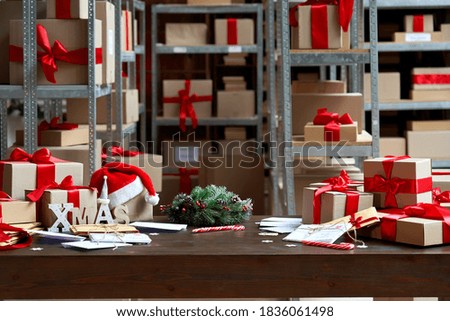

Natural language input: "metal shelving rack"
[150,4,264,150]
[0,0,113,177]
[270,0,380,215]
[362,0,450,168]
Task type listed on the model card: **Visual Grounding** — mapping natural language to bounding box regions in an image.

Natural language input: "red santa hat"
[89,162,159,208]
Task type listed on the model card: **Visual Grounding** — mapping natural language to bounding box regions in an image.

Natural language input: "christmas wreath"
[161,185,253,227]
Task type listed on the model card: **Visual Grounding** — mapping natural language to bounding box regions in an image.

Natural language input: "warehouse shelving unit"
[150,3,264,152]
[270,0,380,215]
[362,0,450,168]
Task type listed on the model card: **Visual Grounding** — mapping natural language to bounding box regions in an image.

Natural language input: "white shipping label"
[405,33,432,42]
[108,29,114,55]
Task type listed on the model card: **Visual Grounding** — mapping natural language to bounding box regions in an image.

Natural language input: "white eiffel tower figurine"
[95,175,115,224]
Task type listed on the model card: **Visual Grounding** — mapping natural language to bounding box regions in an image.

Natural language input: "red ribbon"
[164,168,199,194]
[227,18,238,45]
[56,0,72,19]
[312,170,360,224]
[413,15,424,32]
[2,148,62,191]
[37,116,78,145]
[163,80,212,132]
[289,0,354,32]
[101,146,142,163]
[379,203,450,243]
[125,10,130,51]
[413,74,450,85]
[433,187,450,204]
[312,108,354,141]
[311,5,329,49]
[364,156,433,208]
[0,223,32,251]
[9,24,102,84]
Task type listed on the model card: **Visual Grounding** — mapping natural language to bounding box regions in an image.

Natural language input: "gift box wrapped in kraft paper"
[15,117,88,147]
[46,0,88,19]
[304,108,357,143]
[165,23,207,46]
[217,90,255,118]
[364,156,433,209]
[0,148,83,200]
[9,19,103,85]
[163,80,213,132]
[302,170,373,224]
[103,147,163,193]
[0,191,36,224]
[215,19,254,45]
[404,14,434,33]
[66,89,139,124]
[410,67,450,101]
[290,2,354,49]
[291,80,346,94]
[25,176,97,228]
[364,72,401,102]
[359,204,450,247]
[292,93,364,136]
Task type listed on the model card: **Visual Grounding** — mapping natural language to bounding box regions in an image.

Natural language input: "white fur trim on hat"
[145,192,160,205]
[108,176,144,208]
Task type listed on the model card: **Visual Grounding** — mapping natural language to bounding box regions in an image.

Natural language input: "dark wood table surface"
[1,216,450,300]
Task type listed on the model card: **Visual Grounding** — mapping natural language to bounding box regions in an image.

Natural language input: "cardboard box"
[304,121,358,142]
[441,23,450,41]
[360,212,445,247]
[35,189,98,228]
[163,80,212,119]
[412,67,450,90]
[291,5,342,49]
[108,153,163,193]
[364,157,432,209]
[10,19,102,85]
[121,10,132,51]
[380,137,406,157]
[116,189,153,222]
[404,14,434,33]
[47,0,88,19]
[433,170,450,191]
[217,90,255,118]
[66,89,139,124]
[224,127,246,140]
[393,32,442,43]
[410,89,450,101]
[214,19,254,45]
[302,185,373,224]
[15,127,89,147]
[0,1,46,84]
[0,157,84,200]
[291,80,346,94]
[292,93,364,135]
[96,1,116,84]
[165,23,207,46]
[199,153,265,215]
[364,72,401,102]
[407,131,450,159]
[407,120,450,131]
[0,200,36,224]
[187,0,245,4]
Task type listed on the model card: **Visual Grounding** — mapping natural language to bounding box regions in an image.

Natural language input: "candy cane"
[301,240,355,251]
[192,225,245,233]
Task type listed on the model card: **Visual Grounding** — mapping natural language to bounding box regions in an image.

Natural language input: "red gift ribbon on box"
[312,108,354,141]
[27,175,96,224]
[9,24,102,84]
[56,0,72,19]
[101,146,143,164]
[163,80,212,132]
[37,116,78,145]
[413,15,425,32]
[289,0,354,33]
[312,170,361,224]
[364,156,432,208]
[227,18,238,45]
[0,148,65,195]
[413,74,450,85]
[164,168,199,194]
[433,187,450,204]
[379,203,450,243]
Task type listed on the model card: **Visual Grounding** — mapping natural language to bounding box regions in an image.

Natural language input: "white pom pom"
[145,193,159,205]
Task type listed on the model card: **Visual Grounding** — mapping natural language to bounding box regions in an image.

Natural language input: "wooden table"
[1,216,450,300]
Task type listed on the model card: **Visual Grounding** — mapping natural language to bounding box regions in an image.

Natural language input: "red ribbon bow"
[26,175,95,203]
[163,80,212,132]
[289,0,354,32]
[313,170,360,224]
[38,117,78,132]
[101,147,142,163]
[9,24,102,84]
[312,108,354,141]
[433,187,450,204]
[0,223,32,251]
[8,147,54,164]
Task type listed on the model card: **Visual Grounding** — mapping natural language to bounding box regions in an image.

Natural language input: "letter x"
[48,203,73,233]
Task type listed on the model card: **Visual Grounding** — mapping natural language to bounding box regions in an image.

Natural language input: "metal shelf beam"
[364,42,450,52]
[363,0,450,9]
[156,45,259,54]
[153,4,262,14]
